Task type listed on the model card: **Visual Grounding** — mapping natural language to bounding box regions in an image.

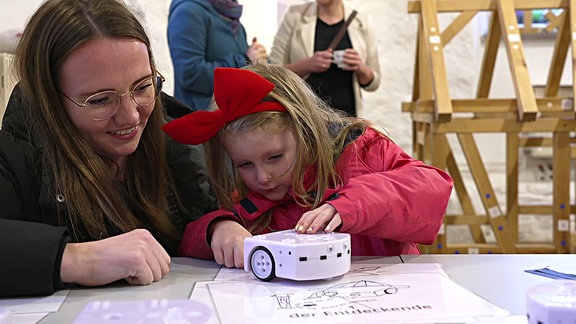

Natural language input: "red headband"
[162,67,287,145]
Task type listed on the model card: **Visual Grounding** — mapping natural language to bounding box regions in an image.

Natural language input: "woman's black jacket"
[0,87,217,297]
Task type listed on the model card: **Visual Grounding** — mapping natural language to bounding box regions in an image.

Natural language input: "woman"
[0,0,217,297]
[269,0,380,117]
[163,63,453,269]
[167,0,268,113]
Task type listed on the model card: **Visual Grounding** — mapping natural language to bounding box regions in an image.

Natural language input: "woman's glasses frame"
[60,72,165,121]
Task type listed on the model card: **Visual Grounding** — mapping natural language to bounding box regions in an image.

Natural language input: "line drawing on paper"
[272,279,410,311]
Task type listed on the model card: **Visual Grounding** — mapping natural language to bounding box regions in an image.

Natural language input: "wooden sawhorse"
[405,0,576,254]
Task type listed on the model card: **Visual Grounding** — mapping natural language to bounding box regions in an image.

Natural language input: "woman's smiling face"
[58,37,155,168]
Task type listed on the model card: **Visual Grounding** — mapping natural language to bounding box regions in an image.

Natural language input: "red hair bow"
[162,67,287,145]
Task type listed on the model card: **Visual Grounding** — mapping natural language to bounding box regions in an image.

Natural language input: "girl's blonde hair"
[204,63,368,232]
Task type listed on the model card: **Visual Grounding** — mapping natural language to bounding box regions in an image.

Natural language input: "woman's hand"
[294,203,342,234]
[338,48,363,71]
[60,229,171,286]
[246,37,268,64]
[339,48,374,86]
[309,50,333,73]
[209,220,251,268]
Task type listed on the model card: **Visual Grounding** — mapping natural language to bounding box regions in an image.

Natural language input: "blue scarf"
[207,0,243,34]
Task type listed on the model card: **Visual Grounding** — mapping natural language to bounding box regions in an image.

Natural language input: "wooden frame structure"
[405,0,576,254]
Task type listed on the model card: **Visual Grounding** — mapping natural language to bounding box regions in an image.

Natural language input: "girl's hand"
[209,220,251,268]
[294,203,342,234]
[60,229,171,286]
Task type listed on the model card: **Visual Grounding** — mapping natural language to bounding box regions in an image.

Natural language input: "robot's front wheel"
[250,247,276,281]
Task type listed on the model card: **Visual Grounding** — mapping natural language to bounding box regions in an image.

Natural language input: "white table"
[402,254,576,316]
[31,254,575,323]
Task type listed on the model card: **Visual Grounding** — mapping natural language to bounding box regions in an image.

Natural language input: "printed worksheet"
[191,264,510,323]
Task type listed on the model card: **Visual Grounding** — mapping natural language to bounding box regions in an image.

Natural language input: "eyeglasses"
[60,73,165,121]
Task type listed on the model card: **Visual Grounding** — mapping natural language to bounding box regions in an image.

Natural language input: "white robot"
[244,230,351,281]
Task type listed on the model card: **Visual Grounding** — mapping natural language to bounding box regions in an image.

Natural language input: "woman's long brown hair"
[15,0,180,244]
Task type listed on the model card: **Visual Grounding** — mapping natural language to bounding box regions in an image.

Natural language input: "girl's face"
[58,37,155,169]
[223,126,297,201]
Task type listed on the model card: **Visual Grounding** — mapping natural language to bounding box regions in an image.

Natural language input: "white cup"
[526,281,576,324]
[332,50,349,68]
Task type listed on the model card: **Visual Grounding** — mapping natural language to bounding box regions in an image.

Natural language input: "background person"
[269,0,380,117]
[0,0,217,297]
[167,0,268,114]
[163,63,453,269]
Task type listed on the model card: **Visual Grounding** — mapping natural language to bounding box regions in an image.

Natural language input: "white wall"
[0,0,42,32]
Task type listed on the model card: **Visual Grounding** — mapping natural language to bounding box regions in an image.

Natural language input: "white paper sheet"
[191,264,510,324]
[0,289,70,324]
[0,289,69,317]
[10,313,49,324]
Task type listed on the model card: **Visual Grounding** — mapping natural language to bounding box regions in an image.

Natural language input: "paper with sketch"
[191,264,509,323]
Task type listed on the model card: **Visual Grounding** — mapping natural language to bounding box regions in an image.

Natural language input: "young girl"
[163,63,453,269]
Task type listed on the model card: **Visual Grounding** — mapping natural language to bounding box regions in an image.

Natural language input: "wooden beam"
[445,215,489,223]
[519,137,554,146]
[519,205,554,214]
[417,19,435,102]
[408,0,568,13]
[442,135,488,244]
[545,11,569,96]
[458,133,517,252]
[442,11,478,45]
[445,244,503,254]
[544,9,564,32]
[498,0,539,121]
[552,132,571,253]
[402,98,574,114]
[433,118,576,133]
[506,133,520,242]
[570,0,576,114]
[420,0,453,121]
[413,20,422,101]
[520,10,540,34]
[477,12,501,98]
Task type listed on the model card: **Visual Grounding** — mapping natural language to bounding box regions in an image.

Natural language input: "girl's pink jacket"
[179,128,454,258]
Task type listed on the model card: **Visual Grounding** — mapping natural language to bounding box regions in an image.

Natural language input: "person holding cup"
[269,0,380,117]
